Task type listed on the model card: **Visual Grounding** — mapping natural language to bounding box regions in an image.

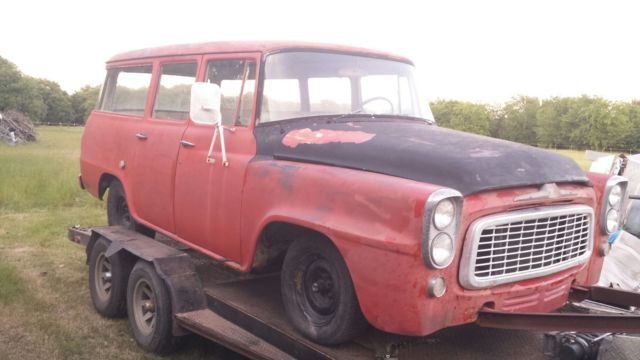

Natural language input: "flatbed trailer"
[68,226,640,360]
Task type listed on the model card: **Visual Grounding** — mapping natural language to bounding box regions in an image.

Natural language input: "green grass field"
[0,127,594,359]
[0,127,241,360]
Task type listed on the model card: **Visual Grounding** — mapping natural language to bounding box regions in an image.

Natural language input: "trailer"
[68,226,640,360]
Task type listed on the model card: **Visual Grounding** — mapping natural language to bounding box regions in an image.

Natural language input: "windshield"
[260,51,431,123]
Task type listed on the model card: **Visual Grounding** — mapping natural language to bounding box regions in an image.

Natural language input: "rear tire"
[127,260,179,354]
[88,237,131,318]
[281,235,367,345]
[106,180,155,238]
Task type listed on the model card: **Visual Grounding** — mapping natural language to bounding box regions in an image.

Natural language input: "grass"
[0,127,242,360]
[548,149,593,171]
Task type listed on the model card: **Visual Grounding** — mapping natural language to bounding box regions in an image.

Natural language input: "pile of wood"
[0,110,37,144]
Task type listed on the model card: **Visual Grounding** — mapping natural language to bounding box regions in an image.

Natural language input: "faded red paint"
[80,42,609,338]
[282,128,376,148]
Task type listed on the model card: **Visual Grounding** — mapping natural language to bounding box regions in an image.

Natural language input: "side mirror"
[190,82,221,124]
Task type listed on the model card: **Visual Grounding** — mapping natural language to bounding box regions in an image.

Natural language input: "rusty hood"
[253,117,590,196]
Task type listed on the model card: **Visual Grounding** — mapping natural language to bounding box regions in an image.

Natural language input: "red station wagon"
[79,41,627,346]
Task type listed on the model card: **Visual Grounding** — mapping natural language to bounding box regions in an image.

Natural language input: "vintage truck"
[77,42,631,353]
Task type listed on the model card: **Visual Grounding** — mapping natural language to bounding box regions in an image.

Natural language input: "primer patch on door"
[282,128,376,148]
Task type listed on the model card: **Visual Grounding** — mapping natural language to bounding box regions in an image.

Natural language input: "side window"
[152,62,197,120]
[205,59,256,126]
[99,65,152,116]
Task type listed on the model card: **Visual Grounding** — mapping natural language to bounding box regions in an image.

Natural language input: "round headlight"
[431,233,454,267]
[608,184,623,208]
[606,208,619,233]
[434,199,455,230]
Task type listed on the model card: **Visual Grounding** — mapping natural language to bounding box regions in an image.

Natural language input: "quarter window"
[99,65,152,116]
[153,62,197,120]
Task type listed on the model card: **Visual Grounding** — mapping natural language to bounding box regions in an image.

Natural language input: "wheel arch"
[250,220,335,273]
[98,173,119,200]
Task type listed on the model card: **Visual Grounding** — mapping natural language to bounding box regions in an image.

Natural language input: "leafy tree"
[494,96,540,145]
[536,97,572,148]
[430,100,492,135]
[35,78,74,124]
[0,56,46,122]
[71,85,100,124]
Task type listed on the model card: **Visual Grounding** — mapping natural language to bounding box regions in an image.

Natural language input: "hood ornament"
[514,183,577,202]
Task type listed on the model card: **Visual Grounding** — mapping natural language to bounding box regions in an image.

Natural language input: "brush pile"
[0,110,37,144]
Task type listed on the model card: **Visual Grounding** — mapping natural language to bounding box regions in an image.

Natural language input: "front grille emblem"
[514,183,576,202]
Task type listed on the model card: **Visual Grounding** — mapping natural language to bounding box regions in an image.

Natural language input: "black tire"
[106,180,155,238]
[281,235,367,345]
[127,260,179,354]
[88,237,131,318]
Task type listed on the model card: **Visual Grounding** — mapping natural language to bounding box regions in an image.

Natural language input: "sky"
[1,0,638,104]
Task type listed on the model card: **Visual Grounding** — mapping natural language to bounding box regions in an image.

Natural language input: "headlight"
[606,208,619,233]
[423,189,463,269]
[600,176,628,235]
[608,184,622,207]
[434,199,455,230]
[431,233,454,266]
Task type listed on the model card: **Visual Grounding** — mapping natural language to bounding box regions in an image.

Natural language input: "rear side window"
[152,62,197,120]
[98,65,152,116]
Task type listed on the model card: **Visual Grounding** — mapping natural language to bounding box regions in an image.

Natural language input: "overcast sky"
[1,0,638,104]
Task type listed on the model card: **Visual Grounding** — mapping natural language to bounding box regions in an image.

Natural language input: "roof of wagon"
[107,41,413,65]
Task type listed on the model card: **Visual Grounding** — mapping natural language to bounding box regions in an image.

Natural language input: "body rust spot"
[282,128,376,148]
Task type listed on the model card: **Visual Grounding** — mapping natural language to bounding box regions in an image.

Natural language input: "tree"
[71,85,100,124]
[494,96,540,145]
[35,78,74,124]
[430,100,492,136]
[536,97,572,148]
[0,56,46,122]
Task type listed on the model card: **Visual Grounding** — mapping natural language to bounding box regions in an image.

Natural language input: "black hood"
[253,116,590,196]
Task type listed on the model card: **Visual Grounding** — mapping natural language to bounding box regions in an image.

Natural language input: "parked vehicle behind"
[79,41,627,348]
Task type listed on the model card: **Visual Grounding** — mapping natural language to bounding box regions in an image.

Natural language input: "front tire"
[281,236,367,345]
[127,260,178,354]
[88,237,130,318]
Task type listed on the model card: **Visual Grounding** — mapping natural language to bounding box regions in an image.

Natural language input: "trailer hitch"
[476,286,640,333]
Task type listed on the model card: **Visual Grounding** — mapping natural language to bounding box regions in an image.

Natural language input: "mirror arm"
[218,120,229,167]
[205,112,229,167]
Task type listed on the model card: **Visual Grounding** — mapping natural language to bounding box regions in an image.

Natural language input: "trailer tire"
[88,237,130,318]
[106,180,155,238]
[281,235,367,345]
[127,260,179,354]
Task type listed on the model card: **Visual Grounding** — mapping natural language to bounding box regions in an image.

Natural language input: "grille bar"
[459,205,594,289]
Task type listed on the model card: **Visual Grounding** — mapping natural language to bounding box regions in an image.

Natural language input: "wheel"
[88,237,131,317]
[281,236,367,345]
[107,180,155,237]
[127,260,178,354]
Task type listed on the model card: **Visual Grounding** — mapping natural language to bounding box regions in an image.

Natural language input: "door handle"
[180,140,195,148]
[135,132,148,140]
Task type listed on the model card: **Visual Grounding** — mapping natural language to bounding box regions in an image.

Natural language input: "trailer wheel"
[281,236,367,345]
[127,260,178,354]
[106,180,154,238]
[88,237,130,317]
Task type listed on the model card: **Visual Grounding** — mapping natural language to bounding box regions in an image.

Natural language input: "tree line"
[2,55,638,151]
[0,56,99,125]
[431,96,640,152]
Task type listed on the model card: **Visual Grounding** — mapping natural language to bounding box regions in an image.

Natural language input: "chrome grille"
[460,205,594,289]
